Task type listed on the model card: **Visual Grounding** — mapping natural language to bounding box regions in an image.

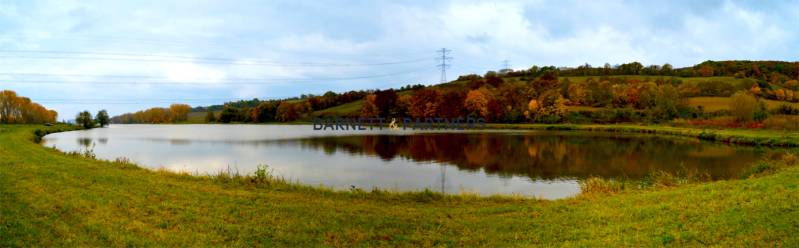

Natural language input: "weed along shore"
[0,124,797,246]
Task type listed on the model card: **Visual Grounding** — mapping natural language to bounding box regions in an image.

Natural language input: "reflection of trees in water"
[297,133,773,180]
[77,138,93,148]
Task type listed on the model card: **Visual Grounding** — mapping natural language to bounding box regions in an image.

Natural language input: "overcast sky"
[1,0,797,119]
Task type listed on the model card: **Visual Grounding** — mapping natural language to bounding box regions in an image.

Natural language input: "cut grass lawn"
[3,124,798,246]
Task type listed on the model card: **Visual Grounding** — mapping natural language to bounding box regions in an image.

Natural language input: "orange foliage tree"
[409,88,441,119]
[0,90,57,124]
[464,88,491,119]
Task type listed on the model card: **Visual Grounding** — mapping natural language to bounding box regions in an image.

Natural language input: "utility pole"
[437,48,452,83]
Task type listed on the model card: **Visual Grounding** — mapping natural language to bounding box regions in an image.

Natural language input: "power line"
[0,50,430,67]
[436,48,452,83]
[1,67,436,85]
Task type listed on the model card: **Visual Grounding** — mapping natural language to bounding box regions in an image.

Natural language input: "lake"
[42,124,777,199]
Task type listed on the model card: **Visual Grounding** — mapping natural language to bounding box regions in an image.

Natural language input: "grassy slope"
[1,125,799,246]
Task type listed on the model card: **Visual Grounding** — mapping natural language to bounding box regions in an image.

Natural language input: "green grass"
[2,124,799,246]
[309,99,364,118]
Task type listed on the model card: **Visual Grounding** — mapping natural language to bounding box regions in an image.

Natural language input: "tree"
[650,85,681,121]
[360,94,379,117]
[661,63,673,75]
[699,66,714,77]
[204,111,217,123]
[276,102,300,122]
[532,90,566,122]
[464,89,491,119]
[409,88,441,118]
[0,90,57,124]
[95,110,110,127]
[76,111,95,129]
[437,90,466,118]
[373,89,399,117]
[251,102,277,122]
[730,91,759,122]
[218,105,239,123]
[169,104,191,122]
[586,80,613,107]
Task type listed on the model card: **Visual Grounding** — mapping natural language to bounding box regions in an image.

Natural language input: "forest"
[110,60,799,130]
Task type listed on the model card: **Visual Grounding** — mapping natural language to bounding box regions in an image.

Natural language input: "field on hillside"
[687,97,799,112]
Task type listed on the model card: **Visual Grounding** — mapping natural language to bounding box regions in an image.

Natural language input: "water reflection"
[41,125,782,199]
[291,133,766,180]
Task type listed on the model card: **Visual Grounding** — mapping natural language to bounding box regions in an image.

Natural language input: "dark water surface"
[42,124,777,199]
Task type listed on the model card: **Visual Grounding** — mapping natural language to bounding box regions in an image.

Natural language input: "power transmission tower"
[502,59,510,71]
[436,48,452,83]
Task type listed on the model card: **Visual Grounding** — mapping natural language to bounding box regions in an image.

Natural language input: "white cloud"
[1,0,797,117]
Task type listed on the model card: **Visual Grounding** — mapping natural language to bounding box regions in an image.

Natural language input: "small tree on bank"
[95,110,110,127]
[76,111,95,129]
[730,91,768,122]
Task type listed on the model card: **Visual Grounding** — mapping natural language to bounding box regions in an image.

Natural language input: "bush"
[729,91,759,122]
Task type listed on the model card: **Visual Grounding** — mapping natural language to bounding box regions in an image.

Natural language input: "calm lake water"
[42,124,777,199]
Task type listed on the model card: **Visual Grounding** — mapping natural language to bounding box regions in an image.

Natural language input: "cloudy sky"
[1,0,797,119]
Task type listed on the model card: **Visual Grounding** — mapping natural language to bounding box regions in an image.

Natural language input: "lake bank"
[1,124,798,246]
[41,124,777,198]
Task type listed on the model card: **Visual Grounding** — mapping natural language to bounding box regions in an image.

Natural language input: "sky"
[0,0,797,119]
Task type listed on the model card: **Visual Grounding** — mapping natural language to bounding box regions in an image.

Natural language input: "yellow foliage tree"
[0,90,58,124]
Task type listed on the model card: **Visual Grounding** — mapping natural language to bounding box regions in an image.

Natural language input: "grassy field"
[687,97,799,112]
[1,124,799,246]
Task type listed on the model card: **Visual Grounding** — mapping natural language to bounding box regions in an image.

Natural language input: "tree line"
[0,90,58,124]
[110,104,191,124]
[502,60,799,79]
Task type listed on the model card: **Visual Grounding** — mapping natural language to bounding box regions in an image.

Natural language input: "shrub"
[579,177,626,195]
[729,91,759,122]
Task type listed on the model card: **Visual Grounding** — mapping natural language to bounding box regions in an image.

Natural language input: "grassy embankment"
[2,124,798,246]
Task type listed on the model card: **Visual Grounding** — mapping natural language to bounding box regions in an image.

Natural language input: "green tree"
[95,110,110,127]
[650,85,681,121]
[218,105,239,123]
[76,111,95,129]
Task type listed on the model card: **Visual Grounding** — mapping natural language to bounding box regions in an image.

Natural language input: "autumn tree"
[360,94,379,117]
[530,90,566,122]
[0,90,58,124]
[169,104,191,122]
[464,89,491,119]
[437,90,466,118]
[409,88,441,119]
[276,102,300,122]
